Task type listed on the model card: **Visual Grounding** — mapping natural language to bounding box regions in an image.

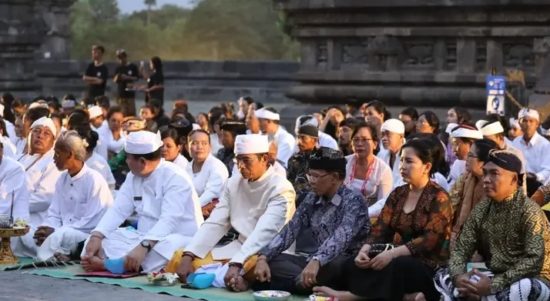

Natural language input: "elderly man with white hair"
[166,134,296,292]
[512,108,550,194]
[33,131,113,262]
[80,130,203,273]
[255,107,295,168]
[377,119,405,186]
[13,117,63,257]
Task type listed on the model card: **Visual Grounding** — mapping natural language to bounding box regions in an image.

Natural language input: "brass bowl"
[0,226,30,238]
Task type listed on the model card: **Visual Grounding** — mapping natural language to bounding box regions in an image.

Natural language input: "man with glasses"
[254,147,370,295]
[166,134,296,292]
[13,117,63,257]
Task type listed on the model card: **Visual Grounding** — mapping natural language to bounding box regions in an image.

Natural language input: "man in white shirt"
[476,117,527,179]
[13,117,63,257]
[377,119,405,187]
[294,115,339,151]
[88,105,109,160]
[34,131,113,261]
[166,134,296,292]
[256,107,295,168]
[448,124,482,186]
[81,130,203,273]
[0,142,29,223]
[512,108,550,195]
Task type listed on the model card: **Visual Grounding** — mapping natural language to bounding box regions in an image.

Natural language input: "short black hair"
[400,107,418,120]
[24,106,50,123]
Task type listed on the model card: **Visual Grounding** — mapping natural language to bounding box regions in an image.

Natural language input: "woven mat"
[29,264,307,301]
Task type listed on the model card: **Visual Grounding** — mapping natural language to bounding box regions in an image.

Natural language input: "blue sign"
[486,75,506,116]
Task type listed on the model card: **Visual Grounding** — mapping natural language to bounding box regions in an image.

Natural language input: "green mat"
[0,257,34,271]
[29,265,308,301]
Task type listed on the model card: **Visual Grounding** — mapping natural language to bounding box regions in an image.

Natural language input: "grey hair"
[56,130,87,161]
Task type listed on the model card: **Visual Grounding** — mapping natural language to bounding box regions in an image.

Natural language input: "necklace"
[349,155,376,197]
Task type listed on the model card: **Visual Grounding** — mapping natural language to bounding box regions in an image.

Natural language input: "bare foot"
[54,252,71,262]
[313,286,360,301]
[81,255,106,272]
[228,276,249,292]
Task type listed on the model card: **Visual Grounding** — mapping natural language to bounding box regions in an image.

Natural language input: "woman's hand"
[369,249,394,271]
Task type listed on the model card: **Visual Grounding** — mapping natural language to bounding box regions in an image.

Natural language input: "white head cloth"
[381,118,405,134]
[31,117,57,137]
[28,101,49,110]
[445,123,458,134]
[125,131,163,154]
[541,126,550,137]
[479,121,504,136]
[88,106,103,119]
[234,134,269,155]
[518,108,540,121]
[450,125,483,140]
[254,108,280,121]
[509,117,521,129]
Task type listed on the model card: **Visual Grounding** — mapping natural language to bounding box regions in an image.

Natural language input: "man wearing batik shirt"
[254,147,370,295]
[435,150,550,300]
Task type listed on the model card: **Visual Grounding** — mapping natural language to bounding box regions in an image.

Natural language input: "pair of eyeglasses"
[305,172,330,182]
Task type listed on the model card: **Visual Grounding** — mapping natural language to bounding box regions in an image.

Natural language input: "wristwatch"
[140,240,152,252]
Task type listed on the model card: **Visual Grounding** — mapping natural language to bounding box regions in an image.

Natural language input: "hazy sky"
[117,0,195,14]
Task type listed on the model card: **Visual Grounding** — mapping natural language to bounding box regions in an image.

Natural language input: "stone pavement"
[0,271,197,301]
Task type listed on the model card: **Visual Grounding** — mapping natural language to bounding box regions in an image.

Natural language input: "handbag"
[368,243,395,257]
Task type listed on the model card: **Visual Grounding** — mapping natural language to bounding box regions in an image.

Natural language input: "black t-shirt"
[85,62,108,101]
[146,71,164,103]
[114,63,139,98]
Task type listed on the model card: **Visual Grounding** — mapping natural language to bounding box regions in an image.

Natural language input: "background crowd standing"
[1,44,550,301]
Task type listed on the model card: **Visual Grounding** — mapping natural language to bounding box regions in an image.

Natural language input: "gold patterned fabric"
[449,189,550,293]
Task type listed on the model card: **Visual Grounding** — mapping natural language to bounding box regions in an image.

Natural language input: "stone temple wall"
[275,0,550,115]
[36,60,299,104]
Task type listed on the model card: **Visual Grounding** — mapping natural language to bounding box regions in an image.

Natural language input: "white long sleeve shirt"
[86,152,116,190]
[43,164,113,233]
[186,154,229,207]
[18,149,62,226]
[94,161,203,241]
[0,156,29,221]
[172,154,189,171]
[512,133,550,184]
[377,148,401,187]
[344,155,393,217]
[92,121,110,160]
[273,127,296,168]
[448,159,466,187]
[185,166,296,264]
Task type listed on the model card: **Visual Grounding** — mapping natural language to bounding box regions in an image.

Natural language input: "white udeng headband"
[480,121,504,136]
[451,127,483,140]
[255,108,280,121]
[541,126,550,137]
[518,108,540,121]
